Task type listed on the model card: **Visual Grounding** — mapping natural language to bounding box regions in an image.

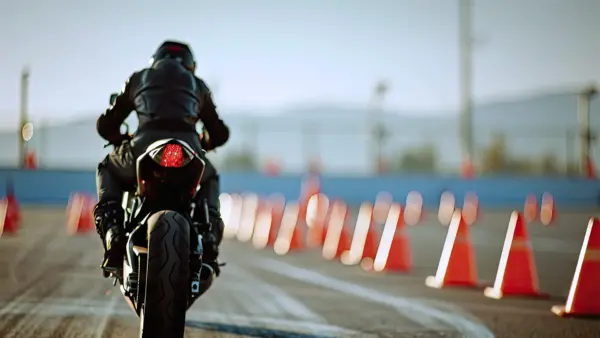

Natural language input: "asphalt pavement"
[0,206,599,337]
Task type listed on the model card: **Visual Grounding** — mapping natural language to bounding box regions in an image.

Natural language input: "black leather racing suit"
[94,59,229,274]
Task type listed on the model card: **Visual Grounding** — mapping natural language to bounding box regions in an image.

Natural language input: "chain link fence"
[0,91,596,176]
[0,117,592,175]
[212,122,585,175]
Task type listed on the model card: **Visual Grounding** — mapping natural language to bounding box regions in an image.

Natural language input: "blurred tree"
[393,144,438,173]
[480,133,564,176]
[537,152,561,175]
[505,158,536,174]
[566,161,579,176]
[222,150,258,171]
[480,133,508,174]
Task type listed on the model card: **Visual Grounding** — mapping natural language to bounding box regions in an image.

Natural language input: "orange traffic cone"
[251,200,275,250]
[306,193,330,248]
[484,211,547,299]
[373,192,393,224]
[222,193,243,239]
[373,203,412,272]
[274,202,305,255]
[322,201,352,260]
[298,174,320,220]
[342,203,380,265]
[5,179,21,224]
[462,192,479,226]
[24,150,37,169]
[405,191,424,226]
[267,194,285,247]
[300,174,320,201]
[0,199,9,237]
[540,193,556,226]
[426,210,479,288]
[438,191,456,226]
[585,156,596,179]
[86,194,98,230]
[461,156,475,179]
[363,209,380,260]
[523,194,538,223]
[552,218,600,317]
[1,197,20,235]
[66,193,94,235]
[236,193,260,242]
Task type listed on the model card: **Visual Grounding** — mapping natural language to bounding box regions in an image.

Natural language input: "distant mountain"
[0,91,598,173]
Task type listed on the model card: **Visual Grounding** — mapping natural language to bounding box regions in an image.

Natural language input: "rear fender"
[135,139,204,190]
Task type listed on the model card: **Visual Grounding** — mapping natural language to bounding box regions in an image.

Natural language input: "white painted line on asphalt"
[0,297,109,308]
[1,292,48,338]
[0,272,69,332]
[0,286,40,316]
[440,300,550,316]
[0,300,125,317]
[221,260,277,316]
[7,224,62,284]
[190,311,366,336]
[255,258,495,338]
[226,263,325,323]
[237,291,270,316]
[94,292,119,338]
[0,272,101,337]
[0,298,366,336]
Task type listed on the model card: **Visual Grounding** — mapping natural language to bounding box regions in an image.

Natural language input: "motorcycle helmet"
[150,40,196,72]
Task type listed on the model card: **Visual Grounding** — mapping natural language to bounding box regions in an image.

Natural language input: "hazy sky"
[1,0,599,125]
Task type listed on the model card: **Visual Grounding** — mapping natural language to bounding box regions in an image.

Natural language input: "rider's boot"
[201,216,224,276]
[190,178,224,296]
[192,187,224,277]
[188,215,222,300]
[93,201,126,277]
[188,222,219,303]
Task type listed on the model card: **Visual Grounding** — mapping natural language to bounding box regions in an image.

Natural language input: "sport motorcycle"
[106,93,217,338]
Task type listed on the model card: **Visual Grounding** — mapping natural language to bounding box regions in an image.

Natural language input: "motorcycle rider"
[94,40,229,280]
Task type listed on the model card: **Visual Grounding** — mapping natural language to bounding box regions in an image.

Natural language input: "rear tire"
[139,211,190,338]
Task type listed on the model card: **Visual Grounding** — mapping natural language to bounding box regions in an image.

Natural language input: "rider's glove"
[104,133,133,148]
[200,128,215,152]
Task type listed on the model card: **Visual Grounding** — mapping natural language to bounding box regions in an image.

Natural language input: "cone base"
[360,258,375,271]
[340,251,362,266]
[373,265,412,274]
[425,275,481,289]
[371,259,412,273]
[484,286,549,300]
[322,252,340,261]
[551,305,600,318]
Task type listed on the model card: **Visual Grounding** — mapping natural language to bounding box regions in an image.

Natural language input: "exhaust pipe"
[188,263,215,308]
[198,263,215,296]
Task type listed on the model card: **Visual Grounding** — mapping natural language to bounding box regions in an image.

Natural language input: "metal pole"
[19,66,30,168]
[301,122,310,171]
[458,0,474,169]
[371,81,389,174]
[301,123,319,172]
[245,121,259,153]
[578,85,598,175]
[39,120,46,169]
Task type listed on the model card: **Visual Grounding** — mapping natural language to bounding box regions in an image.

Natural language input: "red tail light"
[160,144,185,167]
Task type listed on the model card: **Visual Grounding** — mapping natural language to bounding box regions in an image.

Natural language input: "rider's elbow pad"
[96,114,120,142]
[210,124,230,148]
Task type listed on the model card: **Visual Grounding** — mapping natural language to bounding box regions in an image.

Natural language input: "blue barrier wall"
[0,169,599,209]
